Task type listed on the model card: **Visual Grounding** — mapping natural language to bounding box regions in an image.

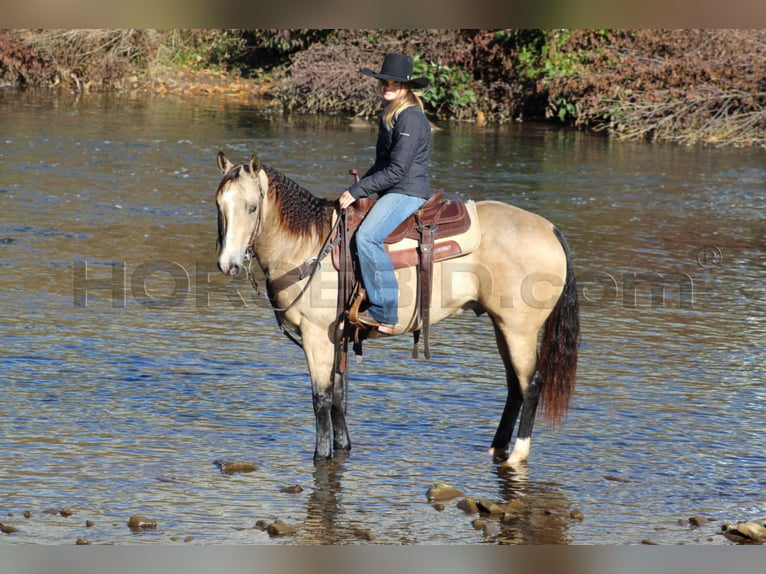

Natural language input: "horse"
[214,151,580,465]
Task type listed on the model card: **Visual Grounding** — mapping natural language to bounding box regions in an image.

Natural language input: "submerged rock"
[254,520,270,531]
[641,538,658,545]
[214,459,256,475]
[266,520,297,537]
[476,499,503,516]
[603,475,630,483]
[353,528,374,541]
[0,523,18,534]
[426,483,463,502]
[279,484,303,494]
[127,515,158,530]
[457,498,479,514]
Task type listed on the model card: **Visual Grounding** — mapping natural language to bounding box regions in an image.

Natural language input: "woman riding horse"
[338,53,434,336]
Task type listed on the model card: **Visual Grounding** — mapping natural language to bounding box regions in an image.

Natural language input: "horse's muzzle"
[218,259,241,277]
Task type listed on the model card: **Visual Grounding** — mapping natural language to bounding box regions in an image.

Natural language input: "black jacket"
[348,106,431,200]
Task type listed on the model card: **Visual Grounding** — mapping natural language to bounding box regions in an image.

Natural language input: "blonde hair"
[382,87,425,130]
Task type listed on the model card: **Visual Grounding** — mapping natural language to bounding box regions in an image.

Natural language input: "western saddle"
[336,170,473,371]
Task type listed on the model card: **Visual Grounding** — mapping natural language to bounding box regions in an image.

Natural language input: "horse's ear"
[248,153,261,175]
[217,151,233,173]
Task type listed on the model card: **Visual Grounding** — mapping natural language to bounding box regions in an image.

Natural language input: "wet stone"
[59,508,74,518]
[431,502,445,511]
[689,516,707,527]
[23,511,31,519]
[85,520,95,528]
[457,498,479,514]
[570,509,584,521]
[266,520,297,537]
[603,475,630,483]
[214,459,256,475]
[75,538,91,545]
[0,523,18,534]
[477,499,503,516]
[471,519,486,530]
[721,521,766,544]
[127,515,158,529]
[426,483,463,502]
[353,528,374,541]
[279,484,303,494]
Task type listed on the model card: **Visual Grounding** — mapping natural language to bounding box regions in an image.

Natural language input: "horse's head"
[215,151,269,277]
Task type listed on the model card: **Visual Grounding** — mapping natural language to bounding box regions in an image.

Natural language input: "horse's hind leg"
[507,333,542,464]
[489,320,523,458]
[492,321,541,464]
[510,367,543,464]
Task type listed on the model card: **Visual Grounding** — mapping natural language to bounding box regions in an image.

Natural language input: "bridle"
[226,165,343,348]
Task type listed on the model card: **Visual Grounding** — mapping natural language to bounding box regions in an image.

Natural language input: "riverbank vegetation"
[2,29,765,146]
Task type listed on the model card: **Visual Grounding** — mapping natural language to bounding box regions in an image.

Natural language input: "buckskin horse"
[214,152,580,465]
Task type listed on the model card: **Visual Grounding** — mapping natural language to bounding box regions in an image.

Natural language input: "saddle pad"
[331,199,481,271]
[388,199,481,269]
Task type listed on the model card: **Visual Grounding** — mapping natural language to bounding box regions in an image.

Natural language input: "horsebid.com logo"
[71,248,718,311]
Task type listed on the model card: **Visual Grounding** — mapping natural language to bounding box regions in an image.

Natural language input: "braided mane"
[263,165,334,238]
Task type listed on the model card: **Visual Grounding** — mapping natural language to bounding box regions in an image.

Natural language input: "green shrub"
[413,56,476,118]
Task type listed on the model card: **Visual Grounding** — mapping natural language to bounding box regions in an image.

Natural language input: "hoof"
[488,446,509,463]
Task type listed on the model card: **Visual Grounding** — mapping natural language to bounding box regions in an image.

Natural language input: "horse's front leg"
[331,370,350,451]
[311,379,333,460]
[302,324,348,459]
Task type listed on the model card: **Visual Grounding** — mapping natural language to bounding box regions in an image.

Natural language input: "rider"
[338,53,433,335]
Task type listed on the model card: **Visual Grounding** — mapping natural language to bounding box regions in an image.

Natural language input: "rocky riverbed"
[1,474,763,545]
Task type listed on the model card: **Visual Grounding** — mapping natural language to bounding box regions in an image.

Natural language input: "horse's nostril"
[229,264,240,277]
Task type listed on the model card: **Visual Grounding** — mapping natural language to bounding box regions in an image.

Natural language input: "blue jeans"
[355,193,426,325]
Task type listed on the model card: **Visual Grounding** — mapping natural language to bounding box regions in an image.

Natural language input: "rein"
[246,210,343,348]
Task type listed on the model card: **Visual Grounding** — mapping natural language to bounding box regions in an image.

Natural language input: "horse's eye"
[248,204,258,214]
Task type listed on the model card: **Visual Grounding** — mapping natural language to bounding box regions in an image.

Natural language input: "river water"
[0,89,763,545]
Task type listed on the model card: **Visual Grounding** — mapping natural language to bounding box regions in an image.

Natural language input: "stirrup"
[347,287,367,324]
[352,310,397,336]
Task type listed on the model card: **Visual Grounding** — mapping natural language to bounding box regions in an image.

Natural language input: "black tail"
[539,228,580,424]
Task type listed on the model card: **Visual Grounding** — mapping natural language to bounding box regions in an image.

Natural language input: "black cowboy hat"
[361,53,429,89]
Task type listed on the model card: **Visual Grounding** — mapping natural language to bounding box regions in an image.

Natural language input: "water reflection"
[302,454,347,544]
[493,465,571,545]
